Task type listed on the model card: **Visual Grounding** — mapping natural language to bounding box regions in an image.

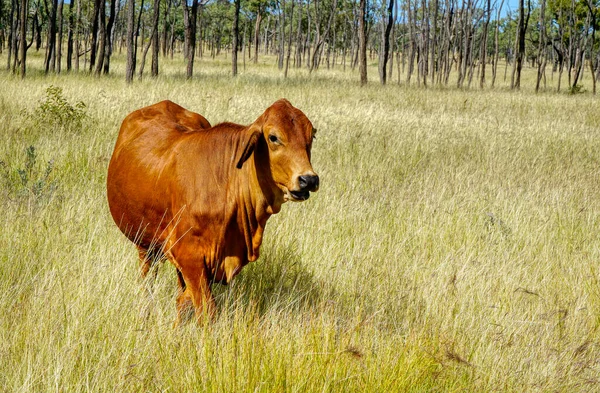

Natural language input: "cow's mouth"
[289,190,310,201]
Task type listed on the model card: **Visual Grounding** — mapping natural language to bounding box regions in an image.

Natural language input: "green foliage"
[569,83,585,93]
[0,145,57,205]
[32,85,87,130]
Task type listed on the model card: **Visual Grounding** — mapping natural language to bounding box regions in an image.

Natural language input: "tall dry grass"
[1,51,600,392]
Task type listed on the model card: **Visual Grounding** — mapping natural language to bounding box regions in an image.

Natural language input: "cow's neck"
[237,153,284,262]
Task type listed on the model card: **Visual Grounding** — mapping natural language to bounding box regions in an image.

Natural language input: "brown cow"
[107,99,319,323]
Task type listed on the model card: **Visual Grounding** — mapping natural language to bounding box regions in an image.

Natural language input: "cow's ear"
[236,124,262,169]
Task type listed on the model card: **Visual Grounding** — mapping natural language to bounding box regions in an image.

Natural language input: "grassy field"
[1,51,600,392]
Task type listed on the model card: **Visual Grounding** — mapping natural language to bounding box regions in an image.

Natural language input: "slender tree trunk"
[104,0,119,74]
[358,0,367,85]
[56,0,64,73]
[566,0,575,87]
[94,0,106,75]
[232,0,240,76]
[380,0,394,84]
[89,0,101,71]
[430,0,438,85]
[277,0,285,70]
[75,0,81,70]
[45,0,58,73]
[7,0,16,70]
[184,0,199,78]
[406,0,416,84]
[571,15,590,89]
[126,0,136,83]
[253,11,262,63]
[457,0,469,88]
[535,0,546,92]
[586,0,597,94]
[162,0,171,56]
[182,0,190,58]
[284,0,295,77]
[295,0,302,67]
[511,0,529,89]
[304,0,311,68]
[491,0,504,87]
[479,0,491,88]
[67,0,74,70]
[310,0,336,72]
[139,18,158,79]
[420,0,429,87]
[19,0,27,78]
[151,0,160,76]
[0,0,4,55]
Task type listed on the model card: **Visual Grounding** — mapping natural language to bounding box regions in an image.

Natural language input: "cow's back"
[107,101,211,248]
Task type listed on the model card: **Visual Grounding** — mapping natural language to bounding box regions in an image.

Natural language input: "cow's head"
[237,99,319,203]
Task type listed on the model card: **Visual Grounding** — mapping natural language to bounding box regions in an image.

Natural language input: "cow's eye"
[268,134,279,144]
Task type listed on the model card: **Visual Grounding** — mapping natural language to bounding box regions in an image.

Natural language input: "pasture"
[1,52,600,392]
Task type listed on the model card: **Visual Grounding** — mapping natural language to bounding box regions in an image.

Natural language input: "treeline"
[0,0,598,92]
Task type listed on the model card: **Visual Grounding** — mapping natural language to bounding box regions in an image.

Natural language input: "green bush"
[32,85,87,129]
[0,145,57,205]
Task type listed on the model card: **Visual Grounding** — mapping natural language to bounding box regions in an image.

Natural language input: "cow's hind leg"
[137,245,163,320]
[174,268,195,327]
[137,245,163,281]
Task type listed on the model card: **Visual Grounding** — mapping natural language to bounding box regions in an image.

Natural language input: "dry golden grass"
[1,50,600,392]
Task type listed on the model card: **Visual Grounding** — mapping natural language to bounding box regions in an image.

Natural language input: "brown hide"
[107,99,318,323]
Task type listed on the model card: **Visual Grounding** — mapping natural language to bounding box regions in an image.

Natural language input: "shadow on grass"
[212,242,330,318]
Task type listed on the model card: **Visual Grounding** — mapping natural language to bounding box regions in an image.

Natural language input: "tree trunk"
[162,0,171,56]
[586,0,597,94]
[19,0,27,78]
[56,0,64,73]
[94,0,106,75]
[535,0,546,92]
[139,17,158,79]
[379,0,394,84]
[151,0,160,76]
[126,0,136,83]
[89,0,101,72]
[182,0,190,58]
[232,0,240,76]
[511,0,529,89]
[6,0,14,70]
[75,0,81,70]
[253,12,262,63]
[479,0,491,88]
[358,0,367,85]
[67,0,74,71]
[277,0,284,70]
[430,0,438,85]
[284,0,295,77]
[406,0,415,84]
[102,0,118,74]
[571,14,590,90]
[310,0,336,72]
[491,0,504,87]
[183,0,199,78]
[45,0,58,73]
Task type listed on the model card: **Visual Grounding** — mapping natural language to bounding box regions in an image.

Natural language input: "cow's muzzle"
[298,174,319,192]
[290,174,319,201]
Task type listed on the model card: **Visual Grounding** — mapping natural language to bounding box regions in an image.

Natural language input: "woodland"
[0,0,599,93]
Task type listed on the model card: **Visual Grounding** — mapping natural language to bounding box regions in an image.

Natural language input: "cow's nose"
[298,174,319,192]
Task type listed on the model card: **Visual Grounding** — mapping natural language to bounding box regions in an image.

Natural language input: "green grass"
[1,51,600,392]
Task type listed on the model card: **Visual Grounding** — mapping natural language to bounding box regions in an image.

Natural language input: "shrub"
[31,85,87,129]
[0,145,57,206]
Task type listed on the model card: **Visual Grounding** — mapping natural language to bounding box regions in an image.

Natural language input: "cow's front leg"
[176,264,216,325]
